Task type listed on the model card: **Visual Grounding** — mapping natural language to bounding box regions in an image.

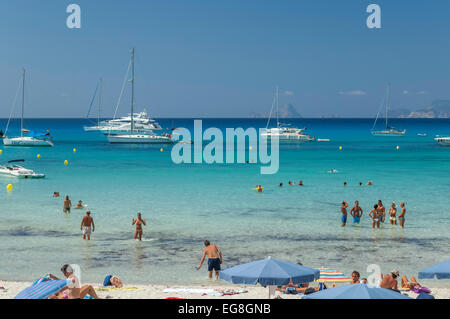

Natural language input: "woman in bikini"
[398,202,406,228]
[132,213,146,241]
[369,204,380,229]
[389,202,397,225]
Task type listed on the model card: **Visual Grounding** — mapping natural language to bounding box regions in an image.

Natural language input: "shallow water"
[0,118,449,286]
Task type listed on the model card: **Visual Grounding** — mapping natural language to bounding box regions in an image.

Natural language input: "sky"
[1,0,450,118]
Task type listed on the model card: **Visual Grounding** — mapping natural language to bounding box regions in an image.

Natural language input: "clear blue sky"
[1,0,450,118]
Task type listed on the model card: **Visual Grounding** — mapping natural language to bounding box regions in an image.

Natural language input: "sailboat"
[107,48,173,144]
[83,78,104,132]
[371,83,406,136]
[260,86,315,142]
[3,69,54,147]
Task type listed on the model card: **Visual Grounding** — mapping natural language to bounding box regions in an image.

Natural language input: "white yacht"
[435,136,450,146]
[260,87,315,142]
[0,160,45,178]
[3,69,54,147]
[106,48,174,144]
[371,83,406,136]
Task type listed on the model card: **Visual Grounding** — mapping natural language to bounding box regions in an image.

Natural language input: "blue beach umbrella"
[302,283,412,299]
[14,279,71,299]
[219,257,320,286]
[418,259,450,279]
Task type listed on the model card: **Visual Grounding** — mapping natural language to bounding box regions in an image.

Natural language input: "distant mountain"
[249,103,302,118]
[398,100,450,118]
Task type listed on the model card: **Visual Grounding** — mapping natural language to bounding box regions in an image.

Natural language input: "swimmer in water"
[75,200,84,209]
[344,182,347,187]
[53,192,60,197]
[256,184,263,192]
[389,202,397,225]
[132,213,147,241]
[367,180,373,186]
[279,182,283,187]
[288,181,293,186]
[298,180,303,186]
[369,204,380,229]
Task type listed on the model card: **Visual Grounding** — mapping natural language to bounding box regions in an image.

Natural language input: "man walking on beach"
[80,211,95,240]
[340,201,348,227]
[195,240,223,279]
[350,200,363,224]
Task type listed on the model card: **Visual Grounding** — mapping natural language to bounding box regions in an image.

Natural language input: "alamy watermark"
[171,120,279,175]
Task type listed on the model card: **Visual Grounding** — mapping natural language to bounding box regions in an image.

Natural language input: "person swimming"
[288,181,293,186]
[75,200,85,209]
[53,192,60,197]
[343,182,347,187]
[298,180,303,186]
[279,182,283,187]
[256,184,263,192]
[369,204,380,229]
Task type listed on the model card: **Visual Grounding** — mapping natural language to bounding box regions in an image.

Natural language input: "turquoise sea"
[0,118,449,286]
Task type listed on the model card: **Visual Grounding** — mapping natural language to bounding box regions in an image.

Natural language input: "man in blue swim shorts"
[340,201,348,227]
[195,240,223,279]
[350,200,363,224]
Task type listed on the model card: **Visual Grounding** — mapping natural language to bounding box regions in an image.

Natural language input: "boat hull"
[435,137,450,146]
[2,137,54,147]
[371,130,406,136]
[260,134,315,143]
[107,134,174,144]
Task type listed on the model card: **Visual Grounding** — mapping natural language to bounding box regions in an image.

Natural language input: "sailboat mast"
[21,69,25,138]
[385,83,390,129]
[131,48,135,134]
[276,86,279,128]
[98,78,102,126]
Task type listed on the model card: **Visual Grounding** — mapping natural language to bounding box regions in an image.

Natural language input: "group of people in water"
[340,200,406,228]
[53,194,147,241]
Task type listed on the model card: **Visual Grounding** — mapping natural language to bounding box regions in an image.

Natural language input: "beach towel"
[14,279,71,299]
[163,288,215,294]
[96,286,139,291]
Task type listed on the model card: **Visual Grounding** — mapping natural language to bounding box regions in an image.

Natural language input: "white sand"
[1,281,449,299]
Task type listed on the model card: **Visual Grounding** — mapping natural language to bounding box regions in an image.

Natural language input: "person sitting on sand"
[49,264,99,299]
[351,271,361,284]
[53,192,60,197]
[63,195,71,213]
[350,200,363,224]
[195,240,223,279]
[75,200,85,209]
[132,213,146,241]
[369,204,380,229]
[389,202,397,225]
[399,202,406,228]
[81,211,95,240]
[103,275,123,288]
[380,270,400,292]
[340,201,348,227]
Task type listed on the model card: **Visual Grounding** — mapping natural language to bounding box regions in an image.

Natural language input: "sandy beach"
[1,281,449,299]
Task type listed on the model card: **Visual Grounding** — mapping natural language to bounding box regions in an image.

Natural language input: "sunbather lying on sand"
[276,279,319,294]
[401,275,431,294]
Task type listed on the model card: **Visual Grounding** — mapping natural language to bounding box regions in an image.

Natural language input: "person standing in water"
[132,213,146,241]
[195,240,223,279]
[350,200,363,224]
[63,195,72,213]
[340,201,348,227]
[398,202,406,228]
[389,202,397,225]
[80,211,95,240]
[377,200,386,223]
[369,204,380,229]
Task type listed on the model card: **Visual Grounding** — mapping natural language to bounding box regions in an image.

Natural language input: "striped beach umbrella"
[14,279,71,299]
[317,268,352,283]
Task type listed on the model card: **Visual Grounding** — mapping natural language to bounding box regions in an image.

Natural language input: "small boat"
[106,48,174,144]
[3,69,54,147]
[371,83,406,136]
[260,87,315,143]
[435,136,450,146]
[0,160,45,178]
[418,133,427,137]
